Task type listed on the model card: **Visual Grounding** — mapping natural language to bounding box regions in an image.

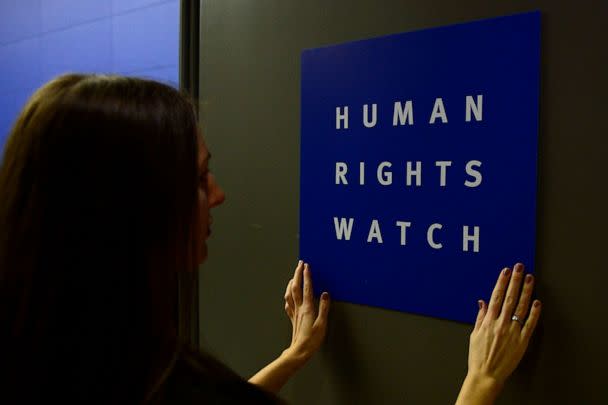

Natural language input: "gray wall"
[198,1,607,404]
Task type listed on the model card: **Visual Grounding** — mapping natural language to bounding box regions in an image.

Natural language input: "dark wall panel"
[198,1,607,404]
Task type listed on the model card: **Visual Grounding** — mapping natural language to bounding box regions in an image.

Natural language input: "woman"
[0,74,540,404]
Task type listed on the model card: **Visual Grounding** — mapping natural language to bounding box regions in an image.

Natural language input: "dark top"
[155,347,284,405]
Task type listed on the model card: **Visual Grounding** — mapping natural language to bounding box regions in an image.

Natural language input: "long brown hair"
[0,74,201,403]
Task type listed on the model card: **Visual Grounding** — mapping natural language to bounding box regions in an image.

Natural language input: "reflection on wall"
[0,0,180,147]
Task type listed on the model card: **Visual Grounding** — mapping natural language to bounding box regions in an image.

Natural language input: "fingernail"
[478,300,483,310]
[515,263,524,273]
[322,292,329,300]
[534,300,541,308]
[298,260,303,266]
[504,268,511,277]
[525,274,533,284]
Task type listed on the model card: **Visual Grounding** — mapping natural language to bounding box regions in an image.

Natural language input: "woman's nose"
[209,174,225,207]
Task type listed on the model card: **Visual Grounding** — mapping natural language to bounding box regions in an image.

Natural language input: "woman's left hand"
[283,260,331,365]
[248,261,330,393]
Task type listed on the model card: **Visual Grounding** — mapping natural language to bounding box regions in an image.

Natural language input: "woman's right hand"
[456,263,542,405]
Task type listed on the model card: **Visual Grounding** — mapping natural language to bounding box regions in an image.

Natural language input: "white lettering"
[393,101,414,126]
[406,161,422,186]
[464,160,482,187]
[333,217,354,240]
[359,162,365,185]
[435,161,452,187]
[335,162,348,185]
[377,162,393,186]
[427,223,443,249]
[463,226,480,252]
[336,106,349,129]
[465,95,483,122]
[367,219,383,243]
[363,104,377,128]
[429,98,448,124]
[396,221,412,245]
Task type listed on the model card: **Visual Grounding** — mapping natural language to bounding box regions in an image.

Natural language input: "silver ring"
[511,315,524,326]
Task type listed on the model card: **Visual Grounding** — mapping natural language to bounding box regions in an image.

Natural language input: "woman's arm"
[249,261,330,394]
[247,348,305,394]
[456,263,542,405]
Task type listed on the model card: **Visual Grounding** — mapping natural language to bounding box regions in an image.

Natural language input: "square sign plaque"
[300,12,540,323]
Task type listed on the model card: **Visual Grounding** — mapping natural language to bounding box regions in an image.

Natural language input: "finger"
[292,260,303,281]
[303,264,314,307]
[314,292,331,329]
[499,263,525,322]
[474,300,486,331]
[292,261,304,306]
[286,279,295,309]
[513,273,535,320]
[284,302,294,319]
[284,279,292,301]
[521,300,542,342]
[284,279,295,317]
[486,267,512,320]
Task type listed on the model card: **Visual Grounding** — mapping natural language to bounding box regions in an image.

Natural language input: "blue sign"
[300,12,540,323]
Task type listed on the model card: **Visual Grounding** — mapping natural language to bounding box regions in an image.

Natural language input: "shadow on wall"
[292,303,376,405]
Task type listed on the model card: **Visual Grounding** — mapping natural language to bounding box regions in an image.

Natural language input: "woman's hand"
[283,260,331,365]
[248,260,330,393]
[456,263,542,405]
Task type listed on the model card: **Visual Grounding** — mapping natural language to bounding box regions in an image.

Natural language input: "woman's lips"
[207,217,213,237]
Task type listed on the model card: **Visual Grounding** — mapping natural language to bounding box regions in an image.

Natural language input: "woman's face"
[197,137,225,264]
